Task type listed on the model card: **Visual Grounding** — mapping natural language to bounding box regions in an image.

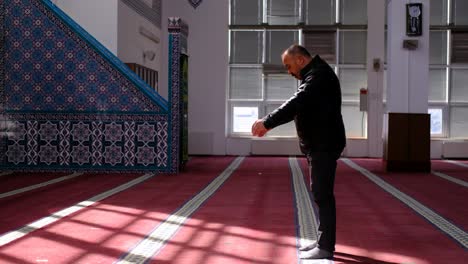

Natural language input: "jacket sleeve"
[262,87,307,130]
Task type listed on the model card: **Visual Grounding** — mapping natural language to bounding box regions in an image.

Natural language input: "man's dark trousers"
[307,151,340,253]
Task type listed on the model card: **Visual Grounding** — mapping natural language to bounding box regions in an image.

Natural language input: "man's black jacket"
[263,55,346,154]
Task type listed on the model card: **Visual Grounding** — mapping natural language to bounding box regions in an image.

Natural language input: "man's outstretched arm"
[251,88,306,137]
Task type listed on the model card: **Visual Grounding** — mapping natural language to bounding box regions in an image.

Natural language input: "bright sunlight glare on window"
[233,107,258,133]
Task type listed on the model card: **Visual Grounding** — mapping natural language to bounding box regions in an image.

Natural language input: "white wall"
[162,0,229,155]
[117,1,162,72]
[54,0,119,54]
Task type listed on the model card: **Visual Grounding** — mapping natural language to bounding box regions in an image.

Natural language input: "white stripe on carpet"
[342,158,468,249]
[116,156,245,264]
[0,172,83,199]
[432,170,468,188]
[444,160,468,169]
[0,171,13,177]
[0,173,154,247]
[289,157,334,264]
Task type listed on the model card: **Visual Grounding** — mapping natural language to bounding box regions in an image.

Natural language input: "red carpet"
[298,158,467,264]
[0,157,467,264]
[0,173,143,235]
[353,158,468,231]
[152,157,297,264]
[0,172,70,193]
[431,160,468,181]
[0,157,235,264]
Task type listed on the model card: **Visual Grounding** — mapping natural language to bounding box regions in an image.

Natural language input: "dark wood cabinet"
[384,113,431,172]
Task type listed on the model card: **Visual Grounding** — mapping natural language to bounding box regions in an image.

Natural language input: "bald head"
[283,44,312,59]
[281,45,312,80]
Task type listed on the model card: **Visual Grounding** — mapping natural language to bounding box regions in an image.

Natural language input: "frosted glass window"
[265,75,297,100]
[430,31,447,65]
[229,67,262,99]
[450,69,468,103]
[453,0,468,25]
[428,108,443,135]
[305,0,335,25]
[451,33,468,63]
[231,0,262,25]
[339,31,367,64]
[266,31,299,65]
[430,0,448,25]
[265,105,296,137]
[429,69,447,102]
[267,0,300,25]
[233,107,259,133]
[450,107,468,138]
[230,31,263,64]
[339,68,367,101]
[340,0,367,25]
[303,31,337,64]
[342,104,367,138]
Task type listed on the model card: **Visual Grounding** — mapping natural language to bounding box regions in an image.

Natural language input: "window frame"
[228,0,369,138]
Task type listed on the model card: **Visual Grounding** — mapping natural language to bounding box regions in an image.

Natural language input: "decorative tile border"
[167,17,189,173]
[0,0,6,165]
[4,113,168,171]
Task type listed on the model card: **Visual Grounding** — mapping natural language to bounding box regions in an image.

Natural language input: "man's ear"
[297,55,306,66]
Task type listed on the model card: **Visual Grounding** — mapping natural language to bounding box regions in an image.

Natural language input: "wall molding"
[121,0,161,28]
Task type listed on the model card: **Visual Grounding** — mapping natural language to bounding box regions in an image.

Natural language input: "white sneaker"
[300,247,333,259]
[298,240,317,251]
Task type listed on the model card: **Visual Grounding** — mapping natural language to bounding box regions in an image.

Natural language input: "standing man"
[251,44,346,260]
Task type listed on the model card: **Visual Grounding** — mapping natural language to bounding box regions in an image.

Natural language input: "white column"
[386,0,430,114]
[367,0,386,157]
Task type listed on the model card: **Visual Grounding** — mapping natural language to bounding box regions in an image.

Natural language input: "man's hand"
[251,119,269,137]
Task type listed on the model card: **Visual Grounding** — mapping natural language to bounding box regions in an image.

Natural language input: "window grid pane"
[266,0,300,25]
[230,31,263,64]
[266,31,299,65]
[339,31,367,64]
[451,33,468,64]
[304,0,335,25]
[429,68,447,102]
[303,31,337,64]
[265,74,298,101]
[430,31,447,65]
[430,0,448,25]
[450,68,468,103]
[340,0,367,25]
[230,0,263,25]
[232,106,259,133]
[428,108,443,135]
[450,106,468,138]
[229,67,263,99]
[342,104,367,138]
[453,0,468,25]
[339,68,367,101]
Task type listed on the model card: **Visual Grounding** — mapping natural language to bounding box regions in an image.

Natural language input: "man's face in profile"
[282,53,303,80]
